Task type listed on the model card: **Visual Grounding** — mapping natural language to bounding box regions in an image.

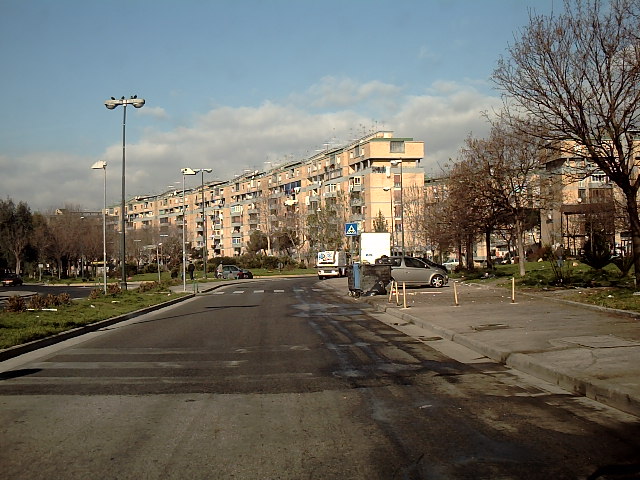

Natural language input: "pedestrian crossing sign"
[345,222,358,236]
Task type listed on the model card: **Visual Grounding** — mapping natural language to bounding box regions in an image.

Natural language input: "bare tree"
[493,0,640,283]
[446,160,487,270]
[461,123,545,275]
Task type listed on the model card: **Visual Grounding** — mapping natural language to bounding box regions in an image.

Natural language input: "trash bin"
[347,263,361,294]
[348,263,391,297]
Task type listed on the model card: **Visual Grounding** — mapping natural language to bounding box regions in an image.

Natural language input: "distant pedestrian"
[187,262,195,280]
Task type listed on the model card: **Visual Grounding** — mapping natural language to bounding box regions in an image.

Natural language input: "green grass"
[451,259,640,312]
[1,268,317,350]
[0,288,188,349]
[37,267,317,285]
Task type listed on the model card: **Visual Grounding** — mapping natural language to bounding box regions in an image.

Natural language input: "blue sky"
[0,0,559,212]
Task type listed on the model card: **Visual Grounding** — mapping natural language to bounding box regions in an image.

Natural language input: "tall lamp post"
[181,168,197,291]
[186,168,213,277]
[391,160,405,257]
[104,95,145,289]
[383,186,393,254]
[91,160,108,294]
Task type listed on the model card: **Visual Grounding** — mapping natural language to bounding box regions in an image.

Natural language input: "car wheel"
[430,274,445,288]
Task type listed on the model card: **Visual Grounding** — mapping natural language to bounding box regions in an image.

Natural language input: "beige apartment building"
[110,131,425,262]
[540,142,629,256]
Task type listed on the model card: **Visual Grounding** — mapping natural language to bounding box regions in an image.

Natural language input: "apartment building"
[111,131,425,261]
[539,142,628,256]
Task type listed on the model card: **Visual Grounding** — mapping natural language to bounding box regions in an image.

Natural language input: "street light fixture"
[104,95,145,289]
[186,168,213,277]
[390,160,405,257]
[91,160,108,294]
[181,167,197,291]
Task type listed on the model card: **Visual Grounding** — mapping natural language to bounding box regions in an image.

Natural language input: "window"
[390,141,405,153]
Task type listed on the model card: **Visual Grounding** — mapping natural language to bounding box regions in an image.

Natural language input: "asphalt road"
[1,276,639,479]
[0,283,96,301]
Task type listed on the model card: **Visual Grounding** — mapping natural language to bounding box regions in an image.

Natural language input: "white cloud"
[0,79,502,212]
[138,106,169,120]
[292,76,403,112]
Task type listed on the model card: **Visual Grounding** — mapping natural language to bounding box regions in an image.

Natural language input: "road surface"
[1,276,639,479]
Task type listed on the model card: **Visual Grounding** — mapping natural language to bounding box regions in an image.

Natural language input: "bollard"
[511,277,515,303]
[402,281,408,309]
[389,280,400,305]
[453,281,459,306]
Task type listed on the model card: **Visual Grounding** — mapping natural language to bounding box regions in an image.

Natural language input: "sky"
[0,0,560,213]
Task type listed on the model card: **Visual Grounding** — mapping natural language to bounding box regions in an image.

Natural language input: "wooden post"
[511,277,515,303]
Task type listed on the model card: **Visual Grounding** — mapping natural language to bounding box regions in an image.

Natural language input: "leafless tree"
[493,0,640,283]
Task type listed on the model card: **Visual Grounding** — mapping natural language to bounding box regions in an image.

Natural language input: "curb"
[0,293,195,362]
[363,296,640,418]
[0,280,250,363]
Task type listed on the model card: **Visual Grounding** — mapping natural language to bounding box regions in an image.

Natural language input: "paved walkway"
[324,277,640,418]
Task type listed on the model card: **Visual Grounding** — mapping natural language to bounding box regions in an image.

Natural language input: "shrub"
[27,294,46,310]
[144,263,159,274]
[107,283,122,295]
[89,288,103,300]
[4,295,26,312]
[138,281,159,293]
[580,232,614,270]
[56,293,71,305]
[612,254,634,277]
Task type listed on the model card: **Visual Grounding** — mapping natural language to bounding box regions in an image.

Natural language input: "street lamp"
[181,168,197,291]
[383,186,393,253]
[391,160,405,257]
[91,160,108,294]
[104,95,145,289]
[185,168,213,277]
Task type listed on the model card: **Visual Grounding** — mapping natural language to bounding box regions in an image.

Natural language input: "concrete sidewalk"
[325,277,640,418]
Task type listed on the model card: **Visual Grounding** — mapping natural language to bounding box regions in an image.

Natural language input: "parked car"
[1,273,23,286]
[215,264,253,280]
[442,259,460,272]
[377,256,448,288]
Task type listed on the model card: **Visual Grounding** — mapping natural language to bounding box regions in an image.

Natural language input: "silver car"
[380,256,448,288]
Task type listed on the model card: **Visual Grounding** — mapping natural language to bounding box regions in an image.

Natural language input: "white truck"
[316,251,348,279]
[360,232,391,264]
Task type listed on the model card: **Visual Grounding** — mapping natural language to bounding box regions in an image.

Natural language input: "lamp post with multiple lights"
[91,160,108,294]
[104,95,145,289]
[181,168,197,291]
[185,168,213,277]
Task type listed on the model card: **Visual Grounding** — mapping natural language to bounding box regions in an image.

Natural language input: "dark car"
[377,256,448,288]
[1,273,23,286]
[215,264,253,280]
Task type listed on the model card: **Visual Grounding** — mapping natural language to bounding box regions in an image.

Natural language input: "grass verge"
[0,289,188,349]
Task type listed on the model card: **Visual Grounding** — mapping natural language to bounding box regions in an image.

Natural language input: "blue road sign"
[345,222,358,236]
